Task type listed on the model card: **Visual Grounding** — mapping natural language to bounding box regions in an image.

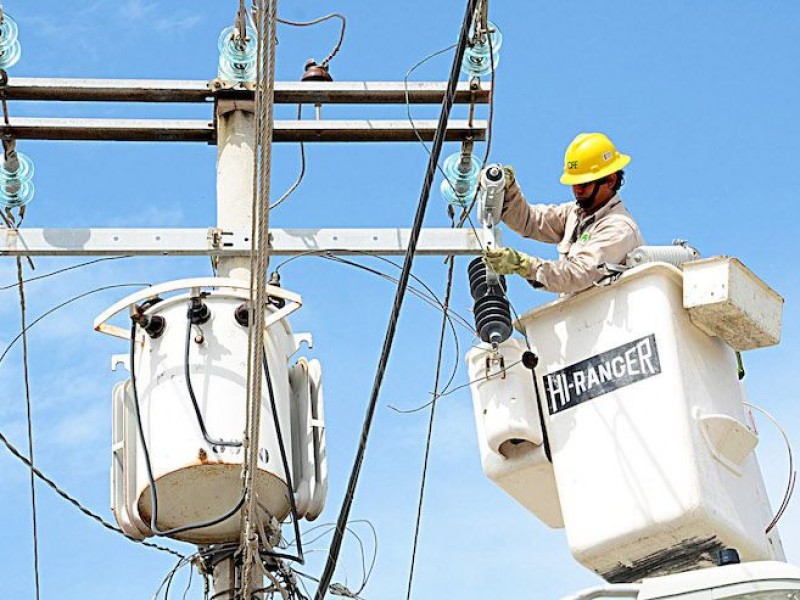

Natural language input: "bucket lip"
[514,262,683,332]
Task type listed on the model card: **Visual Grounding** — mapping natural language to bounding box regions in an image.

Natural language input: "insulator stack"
[462,21,502,78]
[0,151,34,208]
[468,257,512,345]
[440,151,481,206]
[217,26,257,83]
[0,13,21,70]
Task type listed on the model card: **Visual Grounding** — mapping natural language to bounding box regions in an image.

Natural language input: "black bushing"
[468,256,507,300]
[267,295,286,309]
[234,302,250,327]
[132,312,166,339]
[188,298,211,325]
[142,315,166,338]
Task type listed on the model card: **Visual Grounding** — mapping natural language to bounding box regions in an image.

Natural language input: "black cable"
[261,347,305,565]
[277,251,470,400]
[508,301,553,462]
[405,253,456,600]
[271,104,306,211]
[287,520,378,594]
[15,258,41,600]
[0,283,150,368]
[403,43,460,192]
[0,256,131,292]
[313,2,479,596]
[0,425,184,558]
[129,322,247,537]
[274,250,475,335]
[276,13,346,67]
[322,255,463,401]
[387,358,524,414]
[184,307,242,448]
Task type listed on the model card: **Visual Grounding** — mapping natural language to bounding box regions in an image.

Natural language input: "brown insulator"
[301,58,333,82]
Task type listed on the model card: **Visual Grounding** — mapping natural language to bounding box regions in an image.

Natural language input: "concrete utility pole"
[216,96,256,282]
[215,93,259,598]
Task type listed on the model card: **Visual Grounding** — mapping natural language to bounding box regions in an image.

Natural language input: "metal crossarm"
[0,118,487,143]
[3,78,491,105]
[0,227,497,256]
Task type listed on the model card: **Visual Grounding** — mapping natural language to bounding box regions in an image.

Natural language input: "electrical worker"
[484,132,644,294]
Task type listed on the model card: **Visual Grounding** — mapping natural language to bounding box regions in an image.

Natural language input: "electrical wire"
[313,2,480,597]
[403,44,461,193]
[276,250,473,399]
[16,257,40,600]
[276,13,346,68]
[743,402,797,534]
[321,254,462,396]
[181,561,196,600]
[184,306,242,448]
[387,358,524,414]
[0,425,184,558]
[0,283,150,369]
[404,251,456,600]
[402,31,498,265]
[270,104,306,211]
[0,282,184,557]
[259,347,305,565]
[152,553,197,600]
[129,321,247,537]
[275,250,473,407]
[274,250,475,335]
[286,520,377,595]
[0,256,132,292]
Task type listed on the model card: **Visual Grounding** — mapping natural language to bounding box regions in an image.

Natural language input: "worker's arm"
[533,218,640,294]
[502,181,571,244]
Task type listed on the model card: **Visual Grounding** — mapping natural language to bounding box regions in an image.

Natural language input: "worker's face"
[572,174,617,212]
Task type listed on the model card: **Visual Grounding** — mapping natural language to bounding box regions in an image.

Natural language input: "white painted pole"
[216,98,256,282]
[213,98,261,597]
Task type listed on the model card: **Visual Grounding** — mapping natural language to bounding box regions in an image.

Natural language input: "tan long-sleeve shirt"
[502,182,644,294]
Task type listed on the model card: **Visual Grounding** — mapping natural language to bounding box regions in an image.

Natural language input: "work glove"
[484,247,541,278]
[502,164,516,189]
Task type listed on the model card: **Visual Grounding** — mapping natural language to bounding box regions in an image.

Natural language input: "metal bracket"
[485,353,506,379]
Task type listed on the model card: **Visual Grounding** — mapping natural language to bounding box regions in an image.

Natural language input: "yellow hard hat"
[560,132,631,185]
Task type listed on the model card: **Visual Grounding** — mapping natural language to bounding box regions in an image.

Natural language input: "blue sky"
[0,1,798,598]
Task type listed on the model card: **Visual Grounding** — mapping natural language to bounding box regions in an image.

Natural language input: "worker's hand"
[502,164,516,189]
[484,247,541,278]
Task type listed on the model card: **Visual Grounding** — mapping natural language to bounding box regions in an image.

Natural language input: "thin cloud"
[154,14,203,33]
[119,0,159,21]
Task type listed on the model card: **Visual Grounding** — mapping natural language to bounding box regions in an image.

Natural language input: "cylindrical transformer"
[125,290,298,543]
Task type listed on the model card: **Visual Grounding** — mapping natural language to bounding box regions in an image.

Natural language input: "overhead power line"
[16,258,40,600]
[0,425,183,559]
[313,1,481,597]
